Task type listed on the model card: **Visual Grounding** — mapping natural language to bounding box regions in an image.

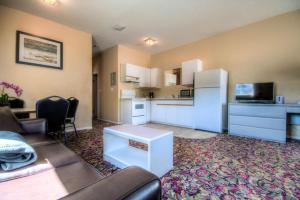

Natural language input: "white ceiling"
[1,0,300,54]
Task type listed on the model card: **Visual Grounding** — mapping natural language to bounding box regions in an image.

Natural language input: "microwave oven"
[180,89,193,98]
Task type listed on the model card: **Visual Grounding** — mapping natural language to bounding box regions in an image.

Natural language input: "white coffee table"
[103,125,173,177]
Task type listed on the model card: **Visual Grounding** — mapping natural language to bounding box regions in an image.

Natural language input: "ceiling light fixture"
[42,0,59,6]
[144,38,157,46]
[113,25,126,31]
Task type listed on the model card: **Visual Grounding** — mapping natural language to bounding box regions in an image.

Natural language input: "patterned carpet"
[66,120,300,200]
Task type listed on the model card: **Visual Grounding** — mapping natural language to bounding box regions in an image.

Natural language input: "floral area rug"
[65,121,300,200]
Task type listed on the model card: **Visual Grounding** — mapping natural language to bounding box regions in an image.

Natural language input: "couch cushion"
[0,142,82,182]
[61,166,161,200]
[0,107,24,133]
[22,133,57,146]
[0,161,102,200]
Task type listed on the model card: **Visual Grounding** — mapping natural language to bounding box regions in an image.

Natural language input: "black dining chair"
[36,96,70,143]
[8,97,29,119]
[65,97,79,137]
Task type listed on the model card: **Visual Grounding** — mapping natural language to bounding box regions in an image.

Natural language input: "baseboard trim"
[65,126,93,133]
[98,118,121,125]
[78,126,93,131]
[150,121,194,129]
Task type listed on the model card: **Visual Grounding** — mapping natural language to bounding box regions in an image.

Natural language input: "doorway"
[92,74,98,119]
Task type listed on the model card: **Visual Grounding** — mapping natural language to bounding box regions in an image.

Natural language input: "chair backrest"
[36,96,69,133]
[8,97,24,109]
[67,97,79,119]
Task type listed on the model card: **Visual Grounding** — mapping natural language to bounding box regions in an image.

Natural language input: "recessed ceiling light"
[144,37,157,46]
[113,25,126,31]
[42,0,59,6]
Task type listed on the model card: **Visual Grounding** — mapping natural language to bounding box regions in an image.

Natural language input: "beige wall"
[150,10,300,103]
[94,45,151,123]
[0,6,93,129]
[96,46,119,122]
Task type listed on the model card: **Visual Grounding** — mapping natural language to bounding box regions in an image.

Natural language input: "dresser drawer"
[229,116,286,130]
[286,107,300,114]
[229,124,286,143]
[229,105,286,118]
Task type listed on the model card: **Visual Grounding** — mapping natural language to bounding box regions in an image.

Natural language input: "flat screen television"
[235,82,275,103]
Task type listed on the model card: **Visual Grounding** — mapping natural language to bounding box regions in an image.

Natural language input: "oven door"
[132,101,146,117]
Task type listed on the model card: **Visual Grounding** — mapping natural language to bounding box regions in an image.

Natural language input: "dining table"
[11,108,36,119]
[11,108,36,115]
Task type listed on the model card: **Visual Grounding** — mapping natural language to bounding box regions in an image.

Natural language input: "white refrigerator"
[194,69,228,133]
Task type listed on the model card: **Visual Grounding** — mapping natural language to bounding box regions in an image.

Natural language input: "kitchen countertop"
[121,97,147,100]
[120,97,193,101]
[147,97,193,101]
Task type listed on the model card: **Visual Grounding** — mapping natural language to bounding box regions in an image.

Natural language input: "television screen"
[235,82,274,103]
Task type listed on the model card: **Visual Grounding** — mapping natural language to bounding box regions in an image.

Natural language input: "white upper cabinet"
[150,68,161,88]
[139,67,158,88]
[121,63,141,83]
[181,59,203,86]
[144,68,151,87]
[138,66,147,87]
[121,63,161,88]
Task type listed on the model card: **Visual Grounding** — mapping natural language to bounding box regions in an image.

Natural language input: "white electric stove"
[120,90,147,125]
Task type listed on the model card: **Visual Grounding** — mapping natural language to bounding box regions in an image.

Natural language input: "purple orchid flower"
[0,81,23,97]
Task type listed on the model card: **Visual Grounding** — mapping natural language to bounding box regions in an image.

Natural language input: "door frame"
[92,74,98,119]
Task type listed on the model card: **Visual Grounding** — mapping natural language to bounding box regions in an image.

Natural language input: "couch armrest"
[60,166,161,200]
[19,118,47,135]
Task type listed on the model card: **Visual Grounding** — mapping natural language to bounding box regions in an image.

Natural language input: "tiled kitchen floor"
[143,123,217,139]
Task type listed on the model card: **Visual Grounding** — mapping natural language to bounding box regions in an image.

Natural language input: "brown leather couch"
[0,107,161,200]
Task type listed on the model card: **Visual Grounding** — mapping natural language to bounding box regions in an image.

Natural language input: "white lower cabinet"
[150,100,194,128]
[146,100,151,122]
[165,105,177,125]
[151,102,165,122]
[177,106,194,128]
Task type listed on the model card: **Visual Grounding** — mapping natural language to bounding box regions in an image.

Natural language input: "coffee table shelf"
[104,146,148,169]
[103,125,173,177]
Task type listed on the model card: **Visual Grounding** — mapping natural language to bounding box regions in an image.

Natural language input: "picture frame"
[16,31,63,69]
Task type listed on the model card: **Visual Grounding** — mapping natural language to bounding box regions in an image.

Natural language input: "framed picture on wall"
[16,31,63,69]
